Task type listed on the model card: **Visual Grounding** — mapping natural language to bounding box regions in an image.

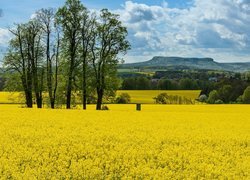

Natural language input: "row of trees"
[199,85,250,104]
[4,0,130,110]
[122,77,204,90]
[154,93,194,104]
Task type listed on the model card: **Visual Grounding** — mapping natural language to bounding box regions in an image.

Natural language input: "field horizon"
[0,90,201,105]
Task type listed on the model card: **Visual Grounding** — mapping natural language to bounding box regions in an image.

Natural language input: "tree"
[36,8,60,109]
[136,76,151,90]
[207,90,219,104]
[242,86,250,104]
[6,21,44,108]
[180,78,198,90]
[56,0,84,109]
[5,24,34,108]
[80,10,96,110]
[158,79,173,90]
[122,77,136,90]
[91,9,130,110]
[218,85,232,103]
[154,93,169,104]
[25,20,44,108]
[116,93,131,104]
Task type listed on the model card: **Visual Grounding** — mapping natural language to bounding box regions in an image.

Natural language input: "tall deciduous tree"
[4,15,45,109]
[80,11,96,110]
[36,8,60,109]
[56,0,84,109]
[25,20,44,108]
[91,9,130,110]
[5,24,33,107]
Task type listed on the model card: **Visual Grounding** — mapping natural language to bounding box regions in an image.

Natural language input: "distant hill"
[121,56,250,72]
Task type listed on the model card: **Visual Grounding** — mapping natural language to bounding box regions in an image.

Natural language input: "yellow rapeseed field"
[117,90,201,103]
[0,104,249,179]
[0,90,200,104]
[0,92,24,104]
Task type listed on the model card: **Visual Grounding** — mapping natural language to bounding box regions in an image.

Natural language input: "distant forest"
[118,69,250,104]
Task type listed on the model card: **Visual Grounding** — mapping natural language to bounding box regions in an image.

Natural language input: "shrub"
[215,99,224,104]
[207,90,219,104]
[154,93,194,104]
[116,93,131,104]
[199,94,207,102]
[154,93,169,104]
[236,95,243,104]
[242,86,250,104]
[101,105,109,110]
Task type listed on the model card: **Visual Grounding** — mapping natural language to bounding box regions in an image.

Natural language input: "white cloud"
[116,0,250,63]
[30,13,37,19]
[0,28,11,46]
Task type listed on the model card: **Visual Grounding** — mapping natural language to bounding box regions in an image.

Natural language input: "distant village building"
[208,77,218,82]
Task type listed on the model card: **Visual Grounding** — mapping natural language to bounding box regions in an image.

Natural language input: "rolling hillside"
[121,56,250,72]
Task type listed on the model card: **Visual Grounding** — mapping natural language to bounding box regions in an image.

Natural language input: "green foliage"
[157,79,176,90]
[236,95,243,104]
[215,99,224,104]
[180,78,199,90]
[207,90,219,104]
[87,95,97,104]
[154,93,194,104]
[218,85,232,103]
[242,86,250,104]
[116,93,131,104]
[154,93,169,104]
[91,9,130,110]
[3,72,23,92]
[122,76,151,90]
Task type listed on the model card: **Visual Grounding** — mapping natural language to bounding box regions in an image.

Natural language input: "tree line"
[121,76,205,90]
[3,0,130,110]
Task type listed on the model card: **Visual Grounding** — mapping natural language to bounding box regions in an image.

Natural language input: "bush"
[199,94,207,102]
[101,105,109,110]
[154,93,169,104]
[242,86,250,104]
[116,93,131,104]
[236,95,243,104]
[154,93,194,104]
[207,90,219,104]
[215,99,223,104]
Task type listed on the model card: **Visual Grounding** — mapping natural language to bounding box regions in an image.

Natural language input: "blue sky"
[1,0,250,63]
[0,0,192,26]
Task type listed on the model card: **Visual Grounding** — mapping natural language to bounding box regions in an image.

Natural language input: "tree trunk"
[51,98,55,109]
[96,89,103,110]
[46,30,54,109]
[27,64,33,108]
[66,75,73,109]
[36,94,42,108]
[82,56,87,110]
[25,90,33,108]
[51,32,60,109]
[83,88,87,109]
[66,36,76,109]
